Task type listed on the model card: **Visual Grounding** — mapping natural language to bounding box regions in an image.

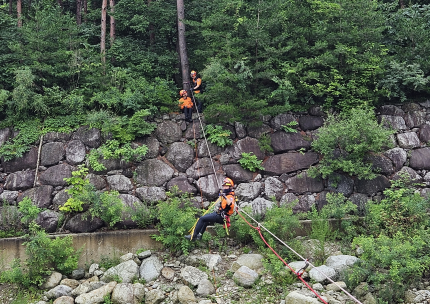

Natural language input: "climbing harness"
[183,75,363,304]
[188,196,222,240]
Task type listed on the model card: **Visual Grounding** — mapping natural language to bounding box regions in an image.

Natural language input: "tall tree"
[101,0,107,64]
[109,0,115,46]
[17,0,22,27]
[176,0,189,90]
[76,0,82,24]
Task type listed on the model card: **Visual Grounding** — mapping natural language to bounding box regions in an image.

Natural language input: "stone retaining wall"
[1,102,430,234]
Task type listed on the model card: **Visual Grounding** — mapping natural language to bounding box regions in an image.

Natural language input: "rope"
[236,207,363,304]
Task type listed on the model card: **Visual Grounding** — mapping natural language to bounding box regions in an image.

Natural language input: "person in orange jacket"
[178,90,193,122]
[185,177,236,241]
[190,70,203,113]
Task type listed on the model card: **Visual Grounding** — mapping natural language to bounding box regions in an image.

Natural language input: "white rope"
[237,206,363,304]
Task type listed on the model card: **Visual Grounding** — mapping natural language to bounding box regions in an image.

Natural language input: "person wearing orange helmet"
[190,70,203,113]
[185,177,236,241]
[178,89,193,122]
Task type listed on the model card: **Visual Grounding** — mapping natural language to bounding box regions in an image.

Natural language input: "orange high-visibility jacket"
[219,192,235,216]
[179,97,193,109]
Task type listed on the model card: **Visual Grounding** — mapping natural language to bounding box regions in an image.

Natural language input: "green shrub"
[346,231,430,303]
[152,188,200,255]
[129,202,155,229]
[18,197,42,226]
[258,134,273,153]
[281,121,298,133]
[364,177,429,238]
[309,107,394,179]
[238,152,264,172]
[88,191,124,228]
[1,223,81,287]
[205,124,233,148]
[60,165,91,213]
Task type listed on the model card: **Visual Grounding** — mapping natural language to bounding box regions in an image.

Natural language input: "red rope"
[236,210,328,304]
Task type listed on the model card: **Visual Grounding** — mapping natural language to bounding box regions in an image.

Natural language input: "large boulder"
[116,194,145,228]
[235,182,263,201]
[72,126,101,148]
[356,175,390,195]
[419,124,430,143]
[65,211,104,233]
[270,131,312,153]
[404,111,426,128]
[154,121,182,144]
[251,197,275,217]
[66,140,86,165]
[87,174,107,190]
[299,115,324,131]
[309,265,336,283]
[397,132,421,149]
[379,105,404,116]
[186,158,221,179]
[263,152,319,175]
[75,281,117,304]
[225,137,265,162]
[0,190,19,205]
[135,159,174,186]
[230,254,264,273]
[285,172,324,194]
[180,266,208,286]
[270,113,296,130]
[196,173,225,200]
[135,186,166,204]
[378,115,407,130]
[264,177,284,201]
[17,185,53,208]
[166,176,197,194]
[4,170,35,191]
[2,146,38,172]
[52,189,71,211]
[39,164,73,187]
[223,164,254,183]
[36,210,60,233]
[326,173,354,197]
[325,255,359,275]
[106,175,133,193]
[139,256,163,282]
[41,142,65,166]
[196,141,224,158]
[410,148,430,170]
[111,283,145,304]
[101,260,140,284]
[233,266,259,287]
[165,142,194,172]
[366,153,395,176]
[285,291,320,304]
[138,136,160,159]
[0,128,11,148]
[384,148,407,171]
[247,124,271,139]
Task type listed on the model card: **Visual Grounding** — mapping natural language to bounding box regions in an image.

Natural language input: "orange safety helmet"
[222,177,234,187]
[179,90,187,96]
[190,70,197,77]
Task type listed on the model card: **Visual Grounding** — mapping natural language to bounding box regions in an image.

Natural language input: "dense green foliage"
[238,152,264,172]
[0,223,81,287]
[152,188,200,255]
[309,107,394,179]
[0,0,429,128]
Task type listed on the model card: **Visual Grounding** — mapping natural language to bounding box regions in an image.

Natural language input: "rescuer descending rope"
[185,177,236,241]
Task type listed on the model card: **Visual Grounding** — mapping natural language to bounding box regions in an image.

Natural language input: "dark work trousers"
[194,96,203,113]
[183,107,192,121]
[194,212,224,237]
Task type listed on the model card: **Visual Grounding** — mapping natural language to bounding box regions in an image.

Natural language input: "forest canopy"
[0,0,429,125]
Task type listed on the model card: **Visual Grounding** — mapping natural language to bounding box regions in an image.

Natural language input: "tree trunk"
[176,0,189,90]
[83,0,87,22]
[101,0,107,65]
[109,0,115,46]
[399,0,405,9]
[76,0,82,25]
[57,0,63,9]
[17,0,22,27]
[9,0,12,15]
